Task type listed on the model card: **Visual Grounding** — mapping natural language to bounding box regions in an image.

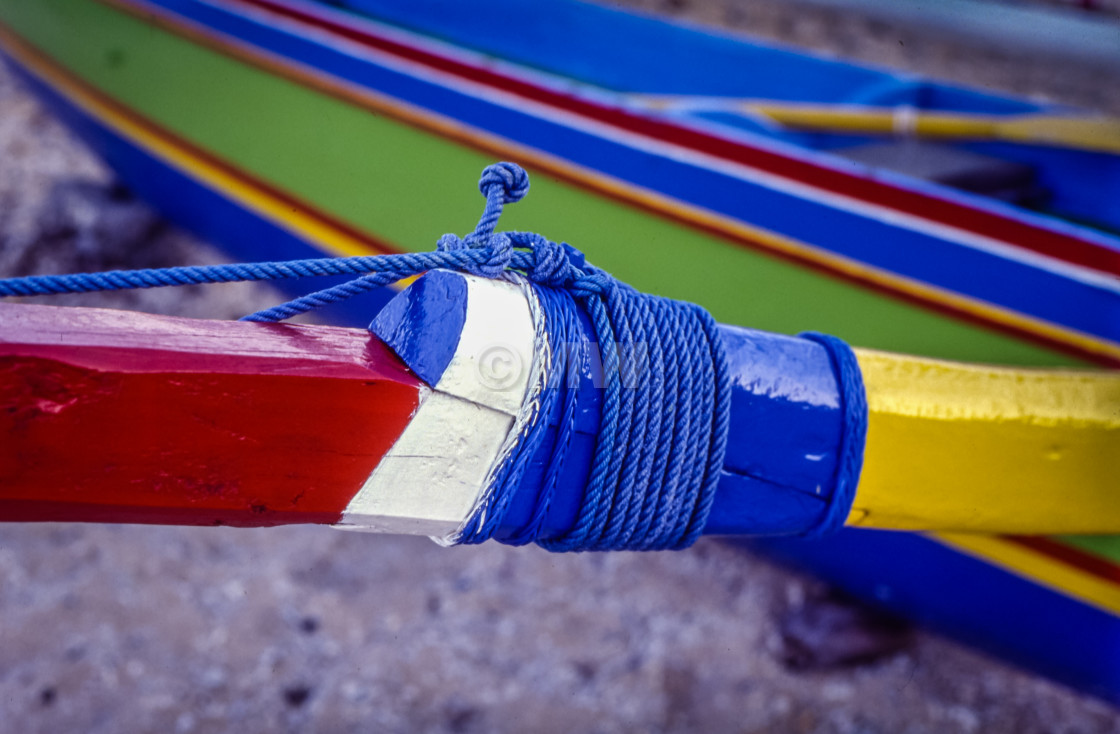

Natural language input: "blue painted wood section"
[751,530,1120,704]
[142,0,1120,342]
[371,270,466,386]
[370,272,848,539]
[705,326,844,535]
[502,324,847,539]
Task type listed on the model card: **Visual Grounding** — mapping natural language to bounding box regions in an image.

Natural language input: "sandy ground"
[1,9,1119,734]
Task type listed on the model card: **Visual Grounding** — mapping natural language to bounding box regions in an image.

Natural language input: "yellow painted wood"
[849,349,1120,534]
[634,95,1120,155]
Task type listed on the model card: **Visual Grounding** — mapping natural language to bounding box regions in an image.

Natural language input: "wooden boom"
[1,271,1116,538]
[0,302,422,527]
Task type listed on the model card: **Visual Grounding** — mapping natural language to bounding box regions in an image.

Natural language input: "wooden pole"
[2,271,1118,537]
[0,303,422,527]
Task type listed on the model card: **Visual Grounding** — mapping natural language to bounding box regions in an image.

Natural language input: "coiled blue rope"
[798,332,867,538]
[0,162,731,552]
[431,166,730,550]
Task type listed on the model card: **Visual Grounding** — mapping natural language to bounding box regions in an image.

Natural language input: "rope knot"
[437,233,467,252]
[477,233,514,277]
[570,269,614,300]
[436,232,512,278]
[513,233,568,286]
[478,162,530,205]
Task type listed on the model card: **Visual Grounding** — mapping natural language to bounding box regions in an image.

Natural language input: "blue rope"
[456,284,581,547]
[798,332,868,537]
[0,161,731,552]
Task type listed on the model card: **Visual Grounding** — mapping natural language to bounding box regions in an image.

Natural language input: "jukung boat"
[0,0,1118,703]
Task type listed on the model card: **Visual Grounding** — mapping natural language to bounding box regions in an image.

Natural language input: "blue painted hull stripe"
[755,530,1120,703]
[115,0,1120,343]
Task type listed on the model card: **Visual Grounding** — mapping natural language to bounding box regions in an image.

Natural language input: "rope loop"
[471,162,530,243]
[517,232,570,286]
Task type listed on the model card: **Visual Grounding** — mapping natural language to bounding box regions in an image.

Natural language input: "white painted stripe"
[432,276,535,417]
[335,390,511,536]
[337,275,536,537]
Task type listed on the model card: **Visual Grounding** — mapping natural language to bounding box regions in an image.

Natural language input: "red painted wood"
[0,303,423,527]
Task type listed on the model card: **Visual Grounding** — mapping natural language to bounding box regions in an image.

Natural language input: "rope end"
[479,162,530,204]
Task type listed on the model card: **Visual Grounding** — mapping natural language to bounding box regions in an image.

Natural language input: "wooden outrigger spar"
[2,276,1117,538]
[1,0,1119,703]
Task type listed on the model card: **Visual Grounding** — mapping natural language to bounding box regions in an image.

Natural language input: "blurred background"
[1,1,1119,731]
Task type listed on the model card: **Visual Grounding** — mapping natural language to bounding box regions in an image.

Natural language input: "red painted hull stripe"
[1006,536,1120,587]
